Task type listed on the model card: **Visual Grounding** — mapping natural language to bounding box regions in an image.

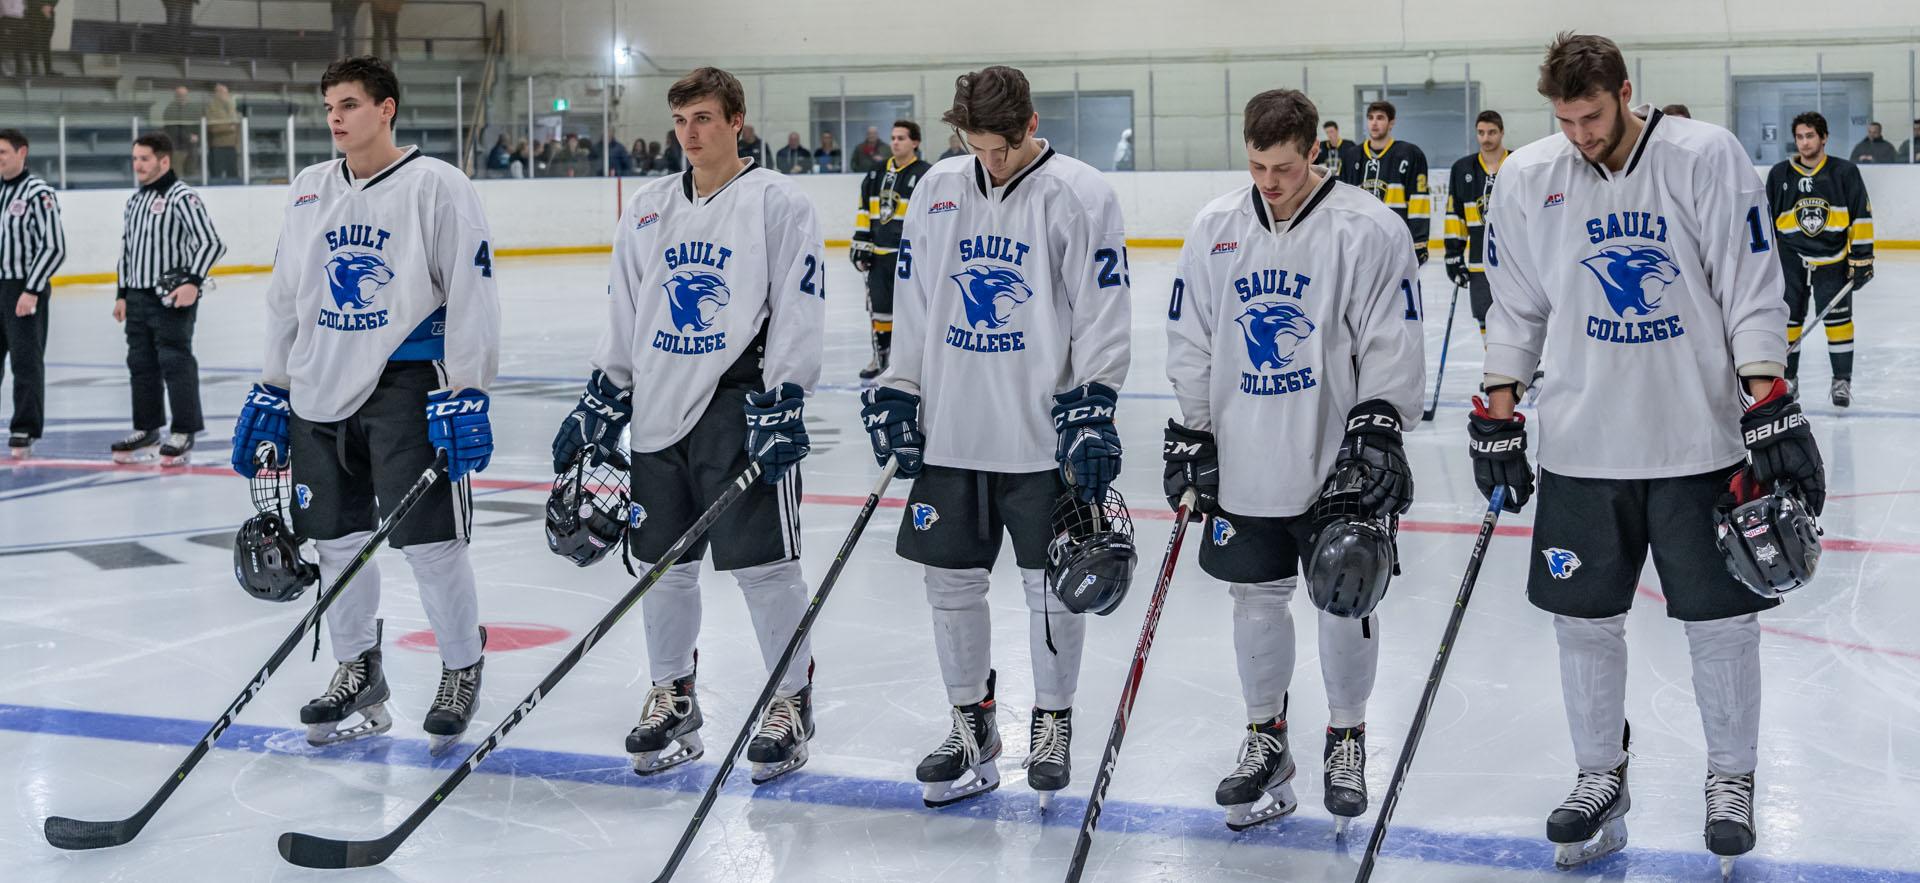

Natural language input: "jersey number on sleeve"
[897,239,913,280]
[1401,279,1422,320]
[1094,247,1131,288]
[472,242,493,278]
[800,254,824,297]
[1744,205,1772,254]
[1168,278,1185,321]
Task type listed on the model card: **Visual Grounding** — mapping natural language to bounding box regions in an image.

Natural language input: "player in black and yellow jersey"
[1444,110,1510,333]
[1340,99,1430,263]
[1765,111,1873,407]
[851,119,933,381]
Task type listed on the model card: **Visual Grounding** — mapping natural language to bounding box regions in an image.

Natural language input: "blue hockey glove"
[552,369,632,474]
[859,386,923,478]
[426,388,493,482]
[744,382,810,485]
[1053,382,1122,501]
[230,383,291,478]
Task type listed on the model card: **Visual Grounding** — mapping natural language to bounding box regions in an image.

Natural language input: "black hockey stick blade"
[43,813,144,850]
[278,828,403,869]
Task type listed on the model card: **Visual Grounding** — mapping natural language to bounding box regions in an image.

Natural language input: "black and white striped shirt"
[118,171,225,290]
[0,170,66,293]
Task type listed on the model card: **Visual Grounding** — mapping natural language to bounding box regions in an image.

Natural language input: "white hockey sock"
[317,532,380,662]
[640,561,702,684]
[1320,608,1380,729]
[401,538,483,670]
[1025,566,1085,710]
[1230,577,1297,724]
[924,566,992,706]
[1683,613,1762,776]
[734,559,811,696]
[1554,613,1630,772]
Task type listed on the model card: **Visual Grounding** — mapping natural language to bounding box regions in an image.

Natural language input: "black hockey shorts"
[865,252,899,320]
[1196,508,1318,584]
[627,383,800,570]
[1526,466,1779,622]
[288,360,470,548]
[1468,273,1493,327]
[896,465,1063,571]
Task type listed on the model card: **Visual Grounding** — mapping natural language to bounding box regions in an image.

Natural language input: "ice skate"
[1831,377,1852,408]
[109,429,162,464]
[857,353,884,383]
[8,432,32,459]
[158,432,195,467]
[746,684,814,784]
[1547,760,1631,867]
[916,670,1002,808]
[422,627,486,757]
[1324,725,1367,836]
[300,648,393,746]
[627,674,703,774]
[1704,772,1755,880]
[1022,706,1072,810]
[1216,716,1298,831]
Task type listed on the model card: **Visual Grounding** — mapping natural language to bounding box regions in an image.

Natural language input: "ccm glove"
[859,386,924,478]
[230,382,292,478]
[1413,241,1430,266]
[1334,399,1413,516]
[744,382,810,485]
[850,239,875,273]
[426,388,493,482]
[1444,253,1470,289]
[551,369,632,474]
[1161,420,1219,518]
[1467,394,1533,512]
[1741,377,1825,515]
[1052,382,1122,501]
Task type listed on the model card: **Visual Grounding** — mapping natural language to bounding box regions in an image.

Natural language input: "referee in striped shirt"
[111,132,225,466]
[0,128,66,459]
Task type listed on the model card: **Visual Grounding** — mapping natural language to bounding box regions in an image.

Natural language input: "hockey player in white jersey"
[549,68,825,783]
[1469,34,1823,876]
[1164,89,1424,832]
[229,56,501,755]
[860,65,1131,808]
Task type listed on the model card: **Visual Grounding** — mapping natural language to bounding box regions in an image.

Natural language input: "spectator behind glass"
[738,124,770,166]
[1851,122,1897,164]
[25,0,54,75]
[939,132,966,160]
[776,131,813,174]
[1,1,23,78]
[160,85,200,181]
[206,83,239,182]
[607,131,632,176]
[331,0,364,58]
[370,0,403,59]
[661,131,683,172]
[1899,118,1919,163]
[852,125,884,172]
[630,138,649,173]
[815,131,842,173]
[484,133,511,178]
[508,139,528,178]
[644,140,663,174]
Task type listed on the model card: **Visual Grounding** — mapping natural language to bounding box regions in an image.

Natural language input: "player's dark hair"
[321,55,401,130]
[1323,121,1339,131]
[134,132,174,157]
[1243,90,1319,154]
[1475,110,1504,130]
[1662,104,1692,118]
[943,65,1034,145]
[893,119,922,143]
[1365,100,1396,121]
[668,67,746,122]
[1792,111,1828,140]
[0,128,28,150]
[1537,32,1629,102]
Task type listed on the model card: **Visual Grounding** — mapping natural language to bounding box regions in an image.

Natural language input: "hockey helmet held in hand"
[1306,465,1398,620]
[1715,471,1821,598]
[1046,485,1138,615]
[234,452,318,602]
[546,445,631,568]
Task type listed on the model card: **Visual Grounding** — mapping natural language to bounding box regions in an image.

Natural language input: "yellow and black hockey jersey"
[1341,139,1430,247]
[852,155,932,254]
[1765,155,1872,266]
[1444,150,1507,273]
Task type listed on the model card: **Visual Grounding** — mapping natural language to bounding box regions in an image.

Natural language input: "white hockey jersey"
[1166,171,1426,517]
[593,160,825,453]
[261,148,501,422]
[1483,107,1787,479]
[883,144,1132,473]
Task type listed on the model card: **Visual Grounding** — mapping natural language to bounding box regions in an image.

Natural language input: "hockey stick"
[1785,279,1856,357]
[277,461,765,869]
[1354,485,1505,882]
[1422,282,1463,422]
[1063,491,1199,883]
[650,458,901,883]
[43,451,448,850]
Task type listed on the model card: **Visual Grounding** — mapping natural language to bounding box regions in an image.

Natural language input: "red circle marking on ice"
[395,622,571,652]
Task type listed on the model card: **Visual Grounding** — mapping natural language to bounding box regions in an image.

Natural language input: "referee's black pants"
[0,279,49,439]
[121,288,203,434]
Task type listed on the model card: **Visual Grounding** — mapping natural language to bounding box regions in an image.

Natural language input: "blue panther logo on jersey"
[1580,245,1679,318]
[295,484,312,510]
[1542,547,1581,579]
[951,265,1035,330]
[629,502,648,529]
[325,253,394,310]
[1236,302,1316,370]
[911,503,940,531]
[1211,517,1236,546]
[664,269,730,333]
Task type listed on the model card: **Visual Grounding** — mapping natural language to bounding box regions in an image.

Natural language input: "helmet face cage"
[1305,466,1398,620]
[545,448,631,568]
[1716,484,1821,598]
[1046,485,1139,616]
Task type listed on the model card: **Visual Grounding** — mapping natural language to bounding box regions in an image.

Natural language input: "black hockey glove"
[744,382,810,485]
[1162,420,1219,519]
[850,240,875,273]
[551,369,631,474]
[1741,378,1825,515]
[1413,241,1430,266]
[1467,394,1533,512]
[1052,382,1122,502]
[1335,399,1413,516]
[1848,257,1873,292]
[1444,252,1470,289]
[859,386,924,478]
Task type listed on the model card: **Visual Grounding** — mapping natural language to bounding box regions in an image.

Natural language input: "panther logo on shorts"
[911,503,940,531]
[1542,547,1581,579]
[295,484,312,510]
[1211,517,1236,546]
[629,503,648,529]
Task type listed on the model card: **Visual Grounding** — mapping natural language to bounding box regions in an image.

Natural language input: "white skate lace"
[1022,711,1070,770]
[433,664,477,713]
[933,706,982,764]
[1704,773,1754,824]
[115,430,155,447]
[1326,733,1365,793]
[755,694,802,743]
[322,658,368,704]
[1231,729,1287,781]
[1558,768,1624,817]
[639,683,691,731]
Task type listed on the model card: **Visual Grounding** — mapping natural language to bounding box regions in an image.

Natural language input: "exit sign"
[553,98,570,111]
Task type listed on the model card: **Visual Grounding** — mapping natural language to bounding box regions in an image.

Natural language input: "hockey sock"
[318,532,381,662]
[925,566,993,706]
[402,538,483,670]
[641,561,703,684]
[735,559,812,696]
[1554,613,1630,772]
[1230,577,1297,724]
[1024,567,1084,710]
[1683,613,1762,775]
